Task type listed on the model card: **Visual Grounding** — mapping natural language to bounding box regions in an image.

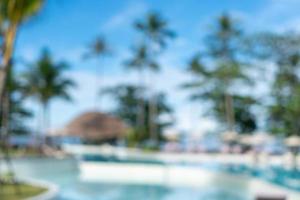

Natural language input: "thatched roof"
[65,111,127,141]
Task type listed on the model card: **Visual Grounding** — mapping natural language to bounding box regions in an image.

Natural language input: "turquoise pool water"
[12,158,250,200]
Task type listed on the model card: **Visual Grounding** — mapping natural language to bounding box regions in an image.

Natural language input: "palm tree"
[253,32,300,136]
[135,12,175,49]
[183,14,250,132]
[0,63,32,191]
[126,11,175,143]
[0,0,42,190]
[206,14,242,131]
[0,0,43,104]
[125,44,158,137]
[103,84,174,146]
[23,49,76,136]
[1,66,32,136]
[83,36,110,109]
[0,0,43,160]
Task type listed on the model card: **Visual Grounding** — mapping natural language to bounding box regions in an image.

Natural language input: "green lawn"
[0,183,47,200]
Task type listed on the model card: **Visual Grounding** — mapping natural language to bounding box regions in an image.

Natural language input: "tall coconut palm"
[23,49,76,136]
[0,0,43,183]
[206,14,242,131]
[103,84,174,146]
[83,36,110,109]
[0,0,43,104]
[0,65,33,186]
[252,32,300,136]
[1,65,32,136]
[183,14,250,132]
[125,44,158,137]
[126,11,175,143]
[135,12,175,49]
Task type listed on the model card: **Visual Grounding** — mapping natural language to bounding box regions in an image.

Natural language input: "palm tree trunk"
[146,69,157,143]
[95,64,101,110]
[225,93,235,131]
[42,103,49,136]
[0,92,10,178]
[40,103,49,151]
[0,25,18,105]
[94,75,99,109]
[149,94,157,142]
[47,105,51,135]
[0,90,20,194]
[146,64,158,144]
[97,57,107,111]
[148,70,157,143]
[1,91,10,142]
[137,69,145,140]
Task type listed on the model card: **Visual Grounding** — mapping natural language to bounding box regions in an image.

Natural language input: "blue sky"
[14,0,300,135]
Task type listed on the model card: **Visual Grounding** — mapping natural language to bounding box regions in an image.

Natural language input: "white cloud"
[102,1,148,32]
[249,0,300,32]
[275,18,300,32]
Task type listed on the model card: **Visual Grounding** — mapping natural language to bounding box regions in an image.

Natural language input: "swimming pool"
[10,157,255,200]
[10,157,300,200]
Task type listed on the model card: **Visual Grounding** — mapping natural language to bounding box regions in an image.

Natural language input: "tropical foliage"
[0,0,43,186]
[125,11,175,143]
[250,33,300,136]
[183,14,254,133]
[23,49,75,133]
[83,35,111,109]
[0,67,32,135]
[1,2,300,149]
[0,0,44,103]
[104,85,173,145]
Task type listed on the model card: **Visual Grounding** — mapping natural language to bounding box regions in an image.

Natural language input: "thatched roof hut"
[65,111,127,143]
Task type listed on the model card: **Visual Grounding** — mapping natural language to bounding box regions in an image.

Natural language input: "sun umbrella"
[222,131,239,143]
[238,134,252,145]
[285,135,300,147]
[251,133,274,146]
